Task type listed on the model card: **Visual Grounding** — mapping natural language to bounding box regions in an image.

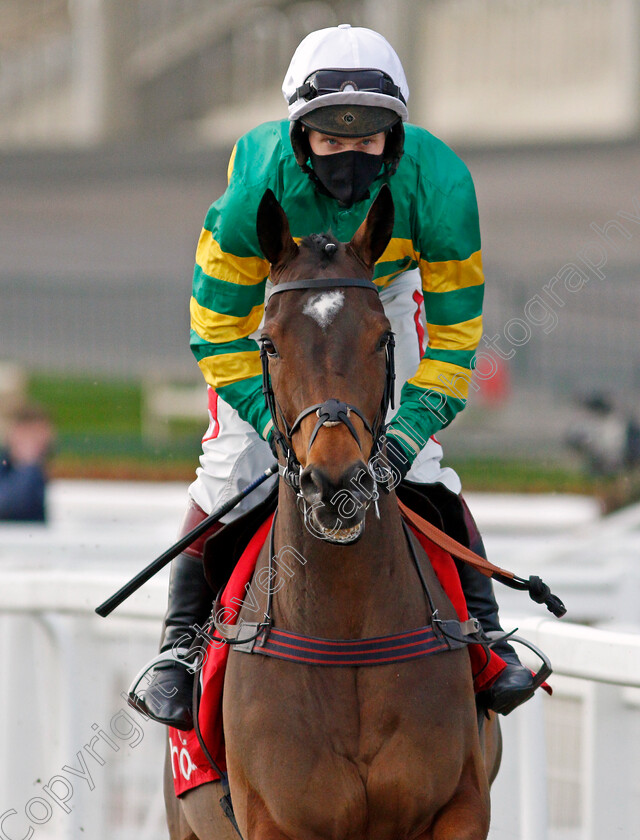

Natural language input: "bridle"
[260,276,396,496]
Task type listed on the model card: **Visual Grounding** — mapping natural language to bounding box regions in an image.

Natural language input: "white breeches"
[189,269,462,522]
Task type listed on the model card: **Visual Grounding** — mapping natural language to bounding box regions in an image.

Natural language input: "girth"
[212,512,488,666]
[220,618,481,666]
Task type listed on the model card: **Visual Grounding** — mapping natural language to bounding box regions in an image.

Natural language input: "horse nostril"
[347,463,376,505]
[300,466,324,500]
[300,462,375,510]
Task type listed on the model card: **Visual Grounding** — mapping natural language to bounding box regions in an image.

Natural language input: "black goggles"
[290,69,405,106]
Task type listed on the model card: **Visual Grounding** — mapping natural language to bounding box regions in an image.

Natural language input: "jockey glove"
[267,430,280,460]
[381,431,413,487]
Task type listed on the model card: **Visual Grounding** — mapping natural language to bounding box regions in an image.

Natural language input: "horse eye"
[261,337,279,358]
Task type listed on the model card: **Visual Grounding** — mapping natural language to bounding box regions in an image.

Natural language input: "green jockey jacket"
[190,120,484,467]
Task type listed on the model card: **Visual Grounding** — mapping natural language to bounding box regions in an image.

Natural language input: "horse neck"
[269,484,432,639]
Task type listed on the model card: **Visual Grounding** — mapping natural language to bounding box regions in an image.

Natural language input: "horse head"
[257,185,395,544]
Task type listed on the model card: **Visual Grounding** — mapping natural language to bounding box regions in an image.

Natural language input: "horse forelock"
[300,233,340,263]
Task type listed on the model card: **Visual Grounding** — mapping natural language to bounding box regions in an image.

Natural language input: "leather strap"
[224,617,486,664]
[397,499,515,581]
[267,276,378,298]
[250,624,465,665]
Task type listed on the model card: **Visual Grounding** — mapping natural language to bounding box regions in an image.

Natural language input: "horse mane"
[300,233,340,263]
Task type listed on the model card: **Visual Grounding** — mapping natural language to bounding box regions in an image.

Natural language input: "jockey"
[130,24,536,729]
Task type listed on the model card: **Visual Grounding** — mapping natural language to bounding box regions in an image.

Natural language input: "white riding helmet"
[283,24,409,137]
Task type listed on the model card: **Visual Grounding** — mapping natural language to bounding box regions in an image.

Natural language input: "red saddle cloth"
[168,515,507,797]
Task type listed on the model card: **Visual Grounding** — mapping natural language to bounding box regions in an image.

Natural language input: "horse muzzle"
[299,461,377,544]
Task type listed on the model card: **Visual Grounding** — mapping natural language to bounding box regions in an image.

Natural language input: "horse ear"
[257,189,298,270]
[349,184,395,271]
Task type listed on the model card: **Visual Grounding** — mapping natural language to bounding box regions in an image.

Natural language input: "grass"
[445,456,640,512]
[25,374,640,508]
[29,375,142,436]
[446,456,596,495]
[28,374,204,481]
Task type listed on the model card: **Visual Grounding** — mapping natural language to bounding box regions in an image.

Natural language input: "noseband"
[260,276,396,491]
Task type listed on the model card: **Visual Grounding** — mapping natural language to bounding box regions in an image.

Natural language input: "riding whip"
[95,463,278,618]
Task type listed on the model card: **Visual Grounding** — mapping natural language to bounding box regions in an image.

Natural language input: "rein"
[211,500,566,659]
[213,511,487,664]
[399,502,566,618]
[260,276,395,494]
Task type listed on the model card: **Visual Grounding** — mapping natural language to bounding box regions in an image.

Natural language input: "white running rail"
[1,576,639,839]
[1,483,638,839]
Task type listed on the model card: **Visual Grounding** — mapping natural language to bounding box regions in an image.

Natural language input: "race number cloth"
[168,516,507,797]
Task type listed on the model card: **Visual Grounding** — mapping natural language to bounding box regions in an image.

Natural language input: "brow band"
[267,277,378,298]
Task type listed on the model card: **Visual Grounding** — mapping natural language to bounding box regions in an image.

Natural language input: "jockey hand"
[267,430,280,460]
[382,432,413,487]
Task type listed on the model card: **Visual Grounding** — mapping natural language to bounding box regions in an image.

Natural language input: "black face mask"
[309,150,384,206]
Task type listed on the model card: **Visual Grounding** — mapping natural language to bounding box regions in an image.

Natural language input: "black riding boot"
[458,497,536,714]
[397,481,536,715]
[128,502,218,730]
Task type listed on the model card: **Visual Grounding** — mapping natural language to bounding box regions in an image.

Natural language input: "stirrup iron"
[486,629,553,700]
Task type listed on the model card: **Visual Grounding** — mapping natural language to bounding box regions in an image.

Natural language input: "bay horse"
[166,185,501,840]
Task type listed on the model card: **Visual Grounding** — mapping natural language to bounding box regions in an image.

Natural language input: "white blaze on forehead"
[302,291,345,330]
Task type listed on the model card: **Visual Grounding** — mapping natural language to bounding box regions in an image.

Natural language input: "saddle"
[202,480,462,594]
[202,480,479,596]
[202,479,565,618]
[202,484,279,593]
[397,480,466,540]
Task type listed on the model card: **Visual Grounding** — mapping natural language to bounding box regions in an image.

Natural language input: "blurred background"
[1,2,640,839]
[1,0,639,498]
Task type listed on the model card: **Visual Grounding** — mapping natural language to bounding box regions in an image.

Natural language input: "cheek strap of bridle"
[260,332,395,491]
